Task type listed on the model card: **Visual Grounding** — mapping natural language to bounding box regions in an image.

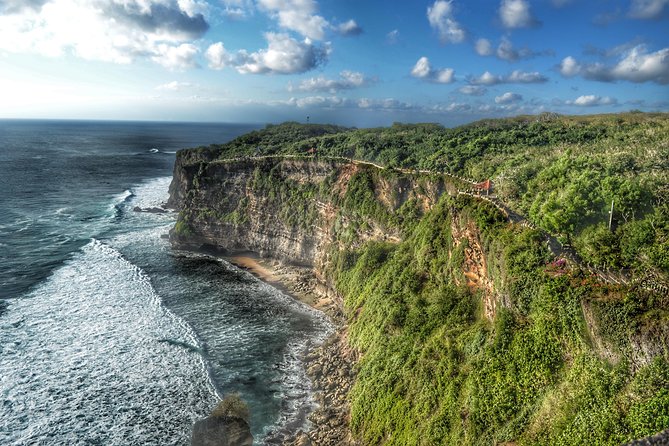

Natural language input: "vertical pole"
[608,199,614,231]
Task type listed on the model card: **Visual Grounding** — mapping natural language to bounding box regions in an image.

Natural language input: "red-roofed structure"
[474,179,493,195]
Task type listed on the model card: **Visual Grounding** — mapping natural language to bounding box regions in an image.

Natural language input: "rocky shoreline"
[226,255,358,446]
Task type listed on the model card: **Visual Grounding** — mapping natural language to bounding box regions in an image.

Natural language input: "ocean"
[0,120,332,445]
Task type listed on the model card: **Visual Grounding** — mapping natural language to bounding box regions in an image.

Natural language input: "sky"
[0,0,668,126]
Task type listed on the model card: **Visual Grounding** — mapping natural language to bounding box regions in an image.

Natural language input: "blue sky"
[0,0,668,126]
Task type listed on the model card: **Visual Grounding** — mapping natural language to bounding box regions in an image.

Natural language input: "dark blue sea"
[0,120,332,445]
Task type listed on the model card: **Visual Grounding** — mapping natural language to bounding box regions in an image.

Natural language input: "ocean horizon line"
[0,117,267,126]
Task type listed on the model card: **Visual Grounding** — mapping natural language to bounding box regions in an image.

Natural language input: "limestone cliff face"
[170,157,328,265]
[168,155,454,288]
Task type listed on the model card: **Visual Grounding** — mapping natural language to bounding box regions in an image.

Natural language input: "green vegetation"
[329,195,669,445]
[175,113,669,445]
[173,217,193,236]
[248,164,322,230]
[204,113,669,275]
[208,121,350,157]
[176,156,438,241]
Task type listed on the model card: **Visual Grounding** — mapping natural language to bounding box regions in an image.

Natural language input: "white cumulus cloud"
[257,0,328,40]
[290,70,374,93]
[495,92,523,104]
[469,69,548,85]
[257,0,360,40]
[567,95,618,106]
[411,56,455,83]
[495,35,545,61]
[427,0,465,44]
[206,33,327,75]
[477,36,550,61]
[205,42,230,70]
[411,57,432,78]
[475,38,493,56]
[235,33,328,75]
[0,0,208,67]
[496,36,519,61]
[559,45,669,84]
[152,43,199,70]
[506,70,547,83]
[471,71,500,85]
[629,0,669,19]
[499,0,538,28]
[559,56,581,77]
[284,95,416,112]
[337,19,363,36]
[291,95,349,108]
[435,69,455,83]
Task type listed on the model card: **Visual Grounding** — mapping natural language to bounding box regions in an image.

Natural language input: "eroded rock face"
[168,157,449,273]
[169,158,339,267]
[450,215,498,321]
[191,416,253,446]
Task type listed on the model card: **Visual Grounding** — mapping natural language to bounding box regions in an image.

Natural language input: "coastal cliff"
[169,119,669,446]
[168,154,452,300]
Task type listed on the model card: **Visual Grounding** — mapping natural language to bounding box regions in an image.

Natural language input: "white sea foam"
[128,177,172,210]
[54,207,72,216]
[116,189,134,203]
[2,174,333,445]
[0,239,218,445]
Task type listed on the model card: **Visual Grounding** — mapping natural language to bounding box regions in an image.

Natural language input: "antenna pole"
[608,199,614,231]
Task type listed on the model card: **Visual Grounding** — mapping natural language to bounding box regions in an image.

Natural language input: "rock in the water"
[191,416,253,446]
[133,206,168,213]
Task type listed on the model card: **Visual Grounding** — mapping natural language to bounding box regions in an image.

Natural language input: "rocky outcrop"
[299,331,359,446]
[191,416,253,446]
[192,394,254,446]
[170,158,338,266]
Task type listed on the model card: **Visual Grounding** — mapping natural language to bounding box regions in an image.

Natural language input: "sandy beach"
[227,254,340,318]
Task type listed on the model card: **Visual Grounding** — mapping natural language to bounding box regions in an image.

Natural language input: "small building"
[306,147,317,155]
[474,179,493,195]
